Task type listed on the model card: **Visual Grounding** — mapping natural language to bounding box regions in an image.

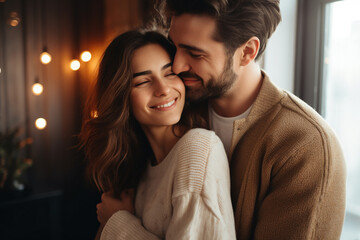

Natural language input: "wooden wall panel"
[0,0,27,135]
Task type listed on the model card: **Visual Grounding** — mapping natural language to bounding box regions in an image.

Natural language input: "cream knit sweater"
[101,128,236,239]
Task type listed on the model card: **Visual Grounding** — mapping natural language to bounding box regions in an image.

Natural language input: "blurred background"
[1,0,359,239]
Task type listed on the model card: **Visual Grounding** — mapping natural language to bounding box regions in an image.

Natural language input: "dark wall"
[0,0,147,238]
[1,0,105,238]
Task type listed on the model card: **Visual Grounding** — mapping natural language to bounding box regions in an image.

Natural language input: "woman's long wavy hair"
[79,30,207,197]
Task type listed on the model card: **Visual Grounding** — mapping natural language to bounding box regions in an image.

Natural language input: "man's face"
[169,14,237,101]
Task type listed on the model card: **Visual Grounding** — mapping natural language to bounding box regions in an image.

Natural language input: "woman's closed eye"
[165,72,177,77]
[134,79,150,87]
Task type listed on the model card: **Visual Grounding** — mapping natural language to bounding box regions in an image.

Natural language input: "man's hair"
[157,0,281,59]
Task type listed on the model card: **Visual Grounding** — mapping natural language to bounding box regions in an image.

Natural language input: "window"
[296,0,360,239]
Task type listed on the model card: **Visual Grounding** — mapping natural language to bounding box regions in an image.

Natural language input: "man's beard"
[179,57,237,102]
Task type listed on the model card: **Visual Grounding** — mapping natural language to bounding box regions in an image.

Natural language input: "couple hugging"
[79,0,346,239]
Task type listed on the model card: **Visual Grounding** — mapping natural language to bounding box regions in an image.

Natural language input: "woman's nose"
[154,78,171,97]
[172,52,190,74]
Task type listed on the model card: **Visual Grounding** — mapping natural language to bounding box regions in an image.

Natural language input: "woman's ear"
[238,37,260,66]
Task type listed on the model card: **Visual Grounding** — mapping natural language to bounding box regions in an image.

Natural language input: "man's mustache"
[178,72,202,80]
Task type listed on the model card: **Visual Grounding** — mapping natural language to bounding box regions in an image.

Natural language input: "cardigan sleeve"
[253,136,346,240]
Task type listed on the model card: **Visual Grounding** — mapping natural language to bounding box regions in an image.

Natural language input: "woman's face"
[130,43,185,128]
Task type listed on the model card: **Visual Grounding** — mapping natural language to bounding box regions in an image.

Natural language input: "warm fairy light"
[35,118,47,130]
[81,51,92,62]
[70,59,80,71]
[40,51,52,64]
[90,110,98,118]
[10,19,20,27]
[9,12,20,27]
[32,83,44,95]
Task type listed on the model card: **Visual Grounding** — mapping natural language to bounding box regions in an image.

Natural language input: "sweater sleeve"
[101,129,236,240]
[166,130,236,240]
[165,193,235,240]
[100,210,160,240]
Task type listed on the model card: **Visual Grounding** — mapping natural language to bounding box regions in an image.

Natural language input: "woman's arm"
[96,190,160,240]
[165,132,236,239]
[98,130,236,239]
[96,190,135,225]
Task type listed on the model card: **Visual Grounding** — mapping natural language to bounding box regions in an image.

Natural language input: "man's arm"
[254,137,346,239]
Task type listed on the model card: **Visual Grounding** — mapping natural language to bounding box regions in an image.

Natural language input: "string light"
[8,12,20,27]
[81,51,92,62]
[70,59,80,71]
[35,118,47,130]
[32,83,44,95]
[40,48,52,64]
[90,110,98,118]
[40,1,51,65]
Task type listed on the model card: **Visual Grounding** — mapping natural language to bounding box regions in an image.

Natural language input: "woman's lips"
[150,98,177,110]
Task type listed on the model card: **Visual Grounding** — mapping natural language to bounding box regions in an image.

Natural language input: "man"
[161,0,346,239]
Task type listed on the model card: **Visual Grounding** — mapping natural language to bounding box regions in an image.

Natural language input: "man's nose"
[172,52,190,74]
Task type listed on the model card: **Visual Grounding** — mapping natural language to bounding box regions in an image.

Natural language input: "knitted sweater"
[101,128,236,240]
[228,71,346,239]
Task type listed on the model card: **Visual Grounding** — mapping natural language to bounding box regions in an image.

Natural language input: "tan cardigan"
[228,71,346,239]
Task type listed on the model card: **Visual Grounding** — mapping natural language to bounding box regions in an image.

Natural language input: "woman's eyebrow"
[133,70,151,78]
[133,62,172,78]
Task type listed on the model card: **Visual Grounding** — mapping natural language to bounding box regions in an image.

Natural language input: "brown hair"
[157,0,281,59]
[79,30,206,197]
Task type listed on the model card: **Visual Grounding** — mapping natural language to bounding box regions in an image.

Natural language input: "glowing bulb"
[40,52,52,64]
[90,110,98,118]
[35,118,47,130]
[10,19,19,26]
[70,59,80,71]
[8,12,20,27]
[32,83,44,95]
[81,51,92,62]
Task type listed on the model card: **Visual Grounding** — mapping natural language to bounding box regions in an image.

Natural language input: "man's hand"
[96,189,135,225]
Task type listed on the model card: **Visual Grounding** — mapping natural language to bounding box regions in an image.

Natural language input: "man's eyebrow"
[178,44,206,53]
[168,36,206,53]
[133,62,172,78]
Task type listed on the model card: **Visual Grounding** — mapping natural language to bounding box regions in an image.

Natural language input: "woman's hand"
[96,189,135,225]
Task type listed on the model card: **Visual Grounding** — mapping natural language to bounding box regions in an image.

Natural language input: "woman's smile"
[150,98,177,110]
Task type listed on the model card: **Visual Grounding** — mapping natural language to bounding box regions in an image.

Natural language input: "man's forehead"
[169,14,217,43]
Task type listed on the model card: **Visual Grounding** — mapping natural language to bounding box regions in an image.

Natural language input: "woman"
[79,29,236,239]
